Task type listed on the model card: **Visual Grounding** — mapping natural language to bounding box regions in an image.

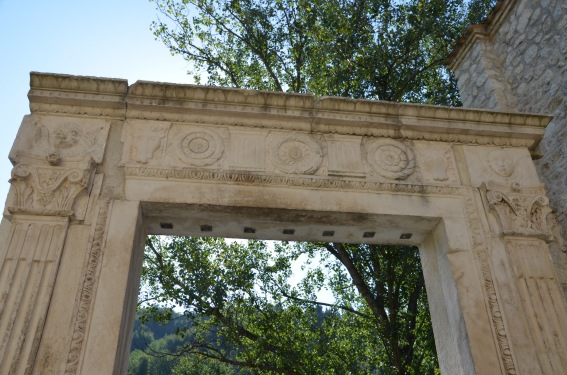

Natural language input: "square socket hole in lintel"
[322,230,335,237]
[283,229,295,235]
[200,225,213,232]
[160,222,173,229]
[363,231,376,238]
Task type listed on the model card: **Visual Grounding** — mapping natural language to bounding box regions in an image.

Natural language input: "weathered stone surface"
[449,0,567,307]
[0,72,565,375]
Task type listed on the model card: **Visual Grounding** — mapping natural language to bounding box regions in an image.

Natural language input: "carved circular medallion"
[177,130,224,166]
[365,139,415,180]
[269,134,323,174]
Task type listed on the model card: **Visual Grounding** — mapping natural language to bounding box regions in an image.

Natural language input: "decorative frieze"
[124,166,464,196]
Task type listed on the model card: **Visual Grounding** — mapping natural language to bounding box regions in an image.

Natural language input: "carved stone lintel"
[484,183,553,241]
[8,164,92,217]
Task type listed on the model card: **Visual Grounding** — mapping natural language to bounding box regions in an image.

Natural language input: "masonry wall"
[451,0,567,295]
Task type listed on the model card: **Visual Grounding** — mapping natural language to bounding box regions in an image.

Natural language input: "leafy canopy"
[139,237,438,374]
[151,0,496,105]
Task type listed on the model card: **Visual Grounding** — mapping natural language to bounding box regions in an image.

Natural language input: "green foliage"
[151,0,496,105]
[173,355,235,375]
[136,237,439,374]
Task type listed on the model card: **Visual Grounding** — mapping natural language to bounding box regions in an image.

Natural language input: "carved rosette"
[486,185,553,242]
[175,129,225,167]
[268,133,323,174]
[365,139,415,180]
[9,164,91,216]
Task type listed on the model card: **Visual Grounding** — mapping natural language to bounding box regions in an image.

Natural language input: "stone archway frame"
[1,72,566,375]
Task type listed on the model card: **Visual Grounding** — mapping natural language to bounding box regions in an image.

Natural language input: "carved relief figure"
[413,142,459,184]
[268,133,323,174]
[131,124,169,164]
[52,124,82,149]
[488,149,515,178]
[364,138,415,180]
[34,122,103,165]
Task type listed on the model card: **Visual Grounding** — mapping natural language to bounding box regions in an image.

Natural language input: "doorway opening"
[126,204,440,374]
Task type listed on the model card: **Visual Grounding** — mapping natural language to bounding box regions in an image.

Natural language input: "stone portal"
[0,72,565,374]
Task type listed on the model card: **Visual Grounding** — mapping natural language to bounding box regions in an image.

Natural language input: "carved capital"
[9,164,92,217]
[484,183,553,241]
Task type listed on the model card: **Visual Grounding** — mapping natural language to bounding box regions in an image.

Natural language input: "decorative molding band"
[29,103,126,119]
[65,199,110,375]
[30,72,128,95]
[29,72,127,119]
[124,166,464,196]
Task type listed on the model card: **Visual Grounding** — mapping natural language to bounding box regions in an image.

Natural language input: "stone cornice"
[447,0,516,70]
[29,72,550,149]
[29,72,128,119]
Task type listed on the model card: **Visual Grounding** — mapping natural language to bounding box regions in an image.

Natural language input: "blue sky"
[0,0,195,206]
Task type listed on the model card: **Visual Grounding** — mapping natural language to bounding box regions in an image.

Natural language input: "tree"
[140,237,436,374]
[151,0,495,105]
[138,0,498,374]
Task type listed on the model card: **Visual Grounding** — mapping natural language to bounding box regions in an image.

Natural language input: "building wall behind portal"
[450,0,567,297]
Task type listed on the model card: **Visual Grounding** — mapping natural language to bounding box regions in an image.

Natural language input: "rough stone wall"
[451,0,567,295]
